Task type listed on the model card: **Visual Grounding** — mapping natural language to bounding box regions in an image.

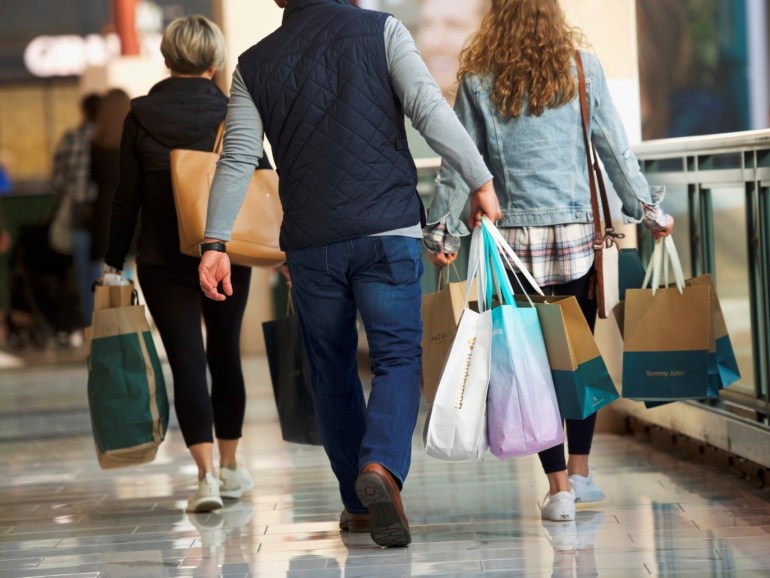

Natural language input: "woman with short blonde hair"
[104,14,271,514]
[160,14,226,75]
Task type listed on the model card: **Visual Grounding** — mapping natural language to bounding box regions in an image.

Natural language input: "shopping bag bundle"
[261,294,322,445]
[482,221,617,422]
[424,217,620,461]
[622,237,713,401]
[86,282,170,469]
[482,219,565,458]
[619,240,740,405]
[424,224,492,461]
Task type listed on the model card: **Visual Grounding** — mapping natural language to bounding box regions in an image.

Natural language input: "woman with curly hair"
[423,0,674,522]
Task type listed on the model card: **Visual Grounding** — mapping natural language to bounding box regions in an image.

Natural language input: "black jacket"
[104,77,270,269]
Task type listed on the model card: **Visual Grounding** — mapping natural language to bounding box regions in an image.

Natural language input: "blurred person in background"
[416,0,488,106]
[103,15,268,513]
[48,93,102,334]
[89,88,130,271]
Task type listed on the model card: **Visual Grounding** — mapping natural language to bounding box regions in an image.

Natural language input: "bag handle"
[437,261,463,290]
[464,225,488,311]
[213,121,226,154]
[575,51,624,250]
[481,216,545,301]
[642,237,685,295]
[480,217,544,309]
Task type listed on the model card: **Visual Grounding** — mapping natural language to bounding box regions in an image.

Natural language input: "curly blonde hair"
[458,0,585,118]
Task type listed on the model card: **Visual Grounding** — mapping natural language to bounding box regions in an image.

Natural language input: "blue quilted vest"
[238,0,422,251]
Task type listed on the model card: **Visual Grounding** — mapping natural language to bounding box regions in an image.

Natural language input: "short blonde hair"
[161,15,226,75]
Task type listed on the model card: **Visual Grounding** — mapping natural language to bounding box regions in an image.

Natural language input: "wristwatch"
[199,241,227,255]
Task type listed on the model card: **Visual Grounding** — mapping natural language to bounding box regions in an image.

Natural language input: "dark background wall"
[0,0,211,82]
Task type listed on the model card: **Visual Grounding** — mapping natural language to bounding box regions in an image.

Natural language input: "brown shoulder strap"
[575,51,615,243]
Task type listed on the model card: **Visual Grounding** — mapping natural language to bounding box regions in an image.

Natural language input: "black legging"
[506,269,598,474]
[137,263,251,447]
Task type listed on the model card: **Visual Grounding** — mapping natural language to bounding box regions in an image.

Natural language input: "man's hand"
[199,251,233,301]
[426,249,458,270]
[468,180,501,229]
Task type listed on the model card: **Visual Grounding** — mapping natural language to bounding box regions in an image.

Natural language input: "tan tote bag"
[170,123,285,267]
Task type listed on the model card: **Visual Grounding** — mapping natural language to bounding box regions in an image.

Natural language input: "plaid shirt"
[50,123,95,203]
[502,224,595,287]
[424,202,667,288]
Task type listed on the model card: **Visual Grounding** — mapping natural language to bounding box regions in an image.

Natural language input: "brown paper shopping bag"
[87,286,169,468]
[518,295,618,419]
[420,266,474,404]
[621,237,712,402]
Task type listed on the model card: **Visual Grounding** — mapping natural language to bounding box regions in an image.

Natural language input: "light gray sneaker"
[218,466,254,499]
[541,489,576,522]
[186,473,223,513]
[570,473,605,503]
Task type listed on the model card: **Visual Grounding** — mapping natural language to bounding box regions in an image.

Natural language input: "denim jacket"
[425,50,664,237]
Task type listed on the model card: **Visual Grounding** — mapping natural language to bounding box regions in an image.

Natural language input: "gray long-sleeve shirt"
[204,16,492,243]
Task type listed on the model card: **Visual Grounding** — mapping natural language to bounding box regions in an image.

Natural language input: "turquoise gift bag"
[482,219,564,459]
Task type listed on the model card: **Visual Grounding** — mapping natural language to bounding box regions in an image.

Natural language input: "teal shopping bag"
[687,275,741,394]
[619,248,647,301]
[87,302,169,468]
[483,221,564,458]
[519,295,618,420]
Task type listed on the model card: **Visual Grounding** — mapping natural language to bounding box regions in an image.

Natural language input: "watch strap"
[199,241,227,255]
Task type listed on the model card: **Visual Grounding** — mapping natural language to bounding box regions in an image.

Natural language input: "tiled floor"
[2,354,770,577]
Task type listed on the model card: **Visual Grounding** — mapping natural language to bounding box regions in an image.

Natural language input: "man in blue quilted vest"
[199,0,499,547]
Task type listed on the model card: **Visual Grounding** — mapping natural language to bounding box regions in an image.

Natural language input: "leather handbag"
[576,51,623,319]
[170,123,285,267]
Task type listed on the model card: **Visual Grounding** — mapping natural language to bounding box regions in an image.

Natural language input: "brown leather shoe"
[338,509,370,533]
[354,463,411,547]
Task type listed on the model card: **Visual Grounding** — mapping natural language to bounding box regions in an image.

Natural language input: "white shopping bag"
[425,226,491,461]
[425,308,492,461]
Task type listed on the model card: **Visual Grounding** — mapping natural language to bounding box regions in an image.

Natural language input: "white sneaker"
[186,473,223,513]
[541,489,576,522]
[570,473,605,503]
[218,466,254,499]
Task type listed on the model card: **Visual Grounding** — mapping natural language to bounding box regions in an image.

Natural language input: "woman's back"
[109,77,227,268]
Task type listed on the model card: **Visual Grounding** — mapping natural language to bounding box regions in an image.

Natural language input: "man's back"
[237,0,422,251]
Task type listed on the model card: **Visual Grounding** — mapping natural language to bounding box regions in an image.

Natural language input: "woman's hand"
[426,249,458,269]
[651,214,675,239]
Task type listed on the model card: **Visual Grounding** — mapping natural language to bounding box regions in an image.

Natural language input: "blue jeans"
[72,228,102,327]
[287,236,423,513]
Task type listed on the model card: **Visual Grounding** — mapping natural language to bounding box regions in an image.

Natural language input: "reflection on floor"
[2,357,770,577]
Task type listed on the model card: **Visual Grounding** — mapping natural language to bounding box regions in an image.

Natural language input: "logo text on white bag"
[456,336,476,410]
